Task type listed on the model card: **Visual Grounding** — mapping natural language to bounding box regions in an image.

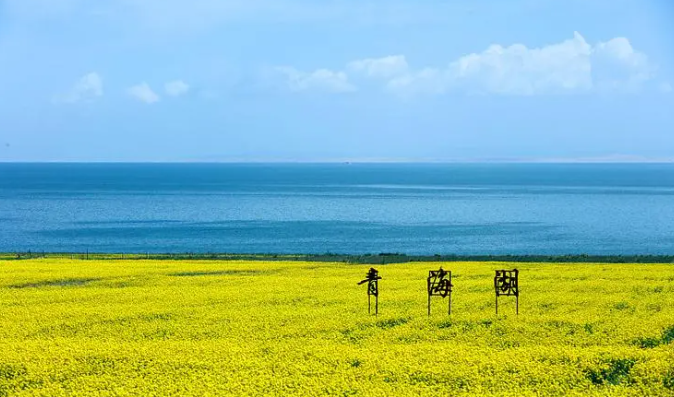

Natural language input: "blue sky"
[0,0,673,162]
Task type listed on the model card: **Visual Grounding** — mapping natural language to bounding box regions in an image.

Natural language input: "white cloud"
[289,32,658,97]
[406,32,654,96]
[592,36,655,92]
[386,68,448,96]
[56,72,103,103]
[347,55,409,79]
[383,32,603,96]
[660,82,672,94]
[445,32,594,95]
[127,82,160,104]
[165,80,190,96]
[276,67,356,93]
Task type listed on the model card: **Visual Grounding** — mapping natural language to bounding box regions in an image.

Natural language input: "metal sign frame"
[494,269,519,315]
[427,268,453,315]
[358,268,382,315]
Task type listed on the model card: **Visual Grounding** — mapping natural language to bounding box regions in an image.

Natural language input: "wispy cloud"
[112,0,476,31]
[54,72,103,104]
[165,80,190,97]
[275,67,356,93]
[2,0,482,36]
[3,0,86,20]
[347,55,409,79]
[127,82,160,104]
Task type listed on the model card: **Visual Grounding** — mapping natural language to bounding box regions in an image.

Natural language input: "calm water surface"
[0,163,673,255]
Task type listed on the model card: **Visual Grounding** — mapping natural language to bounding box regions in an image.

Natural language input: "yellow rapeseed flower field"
[1,259,673,396]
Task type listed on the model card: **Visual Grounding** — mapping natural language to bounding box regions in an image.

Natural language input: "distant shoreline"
[3,252,674,264]
[3,160,674,164]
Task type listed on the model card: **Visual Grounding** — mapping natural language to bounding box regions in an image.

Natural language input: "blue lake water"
[0,163,673,255]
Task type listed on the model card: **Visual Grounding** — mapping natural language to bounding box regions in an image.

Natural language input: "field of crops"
[1,259,673,396]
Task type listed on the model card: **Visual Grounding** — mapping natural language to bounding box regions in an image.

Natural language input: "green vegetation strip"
[4,252,674,263]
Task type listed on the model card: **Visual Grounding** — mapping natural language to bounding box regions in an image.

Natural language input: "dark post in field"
[358,268,381,315]
[494,269,519,315]
[427,268,453,316]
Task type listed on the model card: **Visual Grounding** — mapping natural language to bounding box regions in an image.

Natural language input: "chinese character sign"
[428,268,452,297]
[358,268,381,315]
[427,268,453,315]
[494,269,519,314]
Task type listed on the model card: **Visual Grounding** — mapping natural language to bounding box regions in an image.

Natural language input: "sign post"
[358,268,382,315]
[427,268,453,315]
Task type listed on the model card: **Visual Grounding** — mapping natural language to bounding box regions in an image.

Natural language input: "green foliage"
[6,252,674,264]
[634,337,661,349]
[375,317,410,329]
[586,359,636,386]
[632,325,674,348]
[661,326,674,344]
[663,370,674,390]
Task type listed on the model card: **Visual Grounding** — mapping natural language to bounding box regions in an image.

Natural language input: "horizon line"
[2,159,674,165]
